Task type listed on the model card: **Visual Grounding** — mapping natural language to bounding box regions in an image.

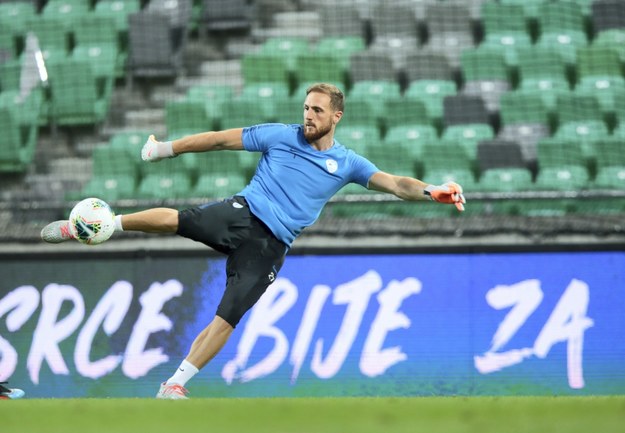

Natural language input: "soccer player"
[41,83,465,399]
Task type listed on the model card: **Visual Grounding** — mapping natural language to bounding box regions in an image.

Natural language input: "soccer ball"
[69,198,115,245]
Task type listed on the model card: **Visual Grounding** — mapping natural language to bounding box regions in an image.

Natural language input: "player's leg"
[40,207,179,243]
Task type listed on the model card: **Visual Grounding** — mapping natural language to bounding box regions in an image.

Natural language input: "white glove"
[425,181,466,212]
[141,135,175,162]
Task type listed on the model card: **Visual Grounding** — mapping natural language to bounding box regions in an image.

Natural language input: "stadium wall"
[0,247,624,398]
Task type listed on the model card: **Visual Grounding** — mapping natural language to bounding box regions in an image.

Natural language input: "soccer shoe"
[156,382,189,400]
[40,220,74,243]
[0,382,25,400]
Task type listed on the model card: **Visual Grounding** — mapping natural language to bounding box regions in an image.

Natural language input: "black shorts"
[177,196,288,327]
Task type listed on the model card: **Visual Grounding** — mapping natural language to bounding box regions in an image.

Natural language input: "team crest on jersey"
[325,159,338,173]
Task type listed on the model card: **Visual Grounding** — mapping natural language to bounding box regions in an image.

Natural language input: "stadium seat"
[537,1,586,36]
[460,46,512,112]
[554,120,609,165]
[109,130,150,157]
[47,58,113,126]
[576,45,623,83]
[127,12,184,84]
[383,124,439,173]
[443,94,490,127]
[423,2,476,68]
[242,52,291,86]
[498,90,552,165]
[382,97,431,130]
[593,137,625,190]
[591,0,625,34]
[315,36,366,74]
[317,1,367,39]
[335,125,381,155]
[349,81,401,124]
[81,145,139,201]
[240,82,291,122]
[334,96,377,130]
[592,29,625,65]
[220,98,271,130]
[0,105,38,173]
[535,137,590,191]
[517,45,571,93]
[405,80,457,128]
[370,0,419,43]
[499,0,546,20]
[404,51,455,84]
[442,123,495,162]
[480,2,532,67]
[576,76,625,121]
[349,50,399,84]
[72,14,120,80]
[555,92,605,129]
[200,0,252,34]
[42,0,91,32]
[26,15,72,62]
[94,0,141,75]
[190,173,248,199]
[165,99,212,139]
[534,30,588,67]
[294,53,346,89]
[477,139,527,173]
[364,143,417,177]
[260,37,309,72]
[185,84,234,130]
[194,150,243,176]
[0,2,36,58]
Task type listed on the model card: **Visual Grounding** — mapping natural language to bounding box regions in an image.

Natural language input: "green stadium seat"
[364,143,417,177]
[220,98,272,130]
[499,90,552,127]
[26,15,72,61]
[94,0,141,76]
[481,2,529,36]
[47,58,113,126]
[576,76,625,117]
[441,123,495,161]
[594,137,625,189]
[340,96,379,129]
[554,120,609,167]
[422,142,473,178]
[577,46,623,81]
[273,96,304,125]
[535,30,588,66]
[478,167,535,215]
[294,53,346,89]
[138,155,197,199]
[555,92,605,127]
[240,82,291,121]
[537,1,586,35]
[0,2,36,43]
[517,45,571,92]
[194,150,243,176]
[315,36,366,73]
[349,81,401,122]
[165,99,212,139]
[535,137,590,193]
[593,29,625,64]
[42,0,91,33]
[335,125,381,154]
[0,105,38,172]
[481,32,533,68]
[72,14,120,79]
[383,97,431,130]
[499,0,546,20]
[108,130,150,158]
[81,144,139,201]
[461,45,511,83]
[185,84,234,129]
[383,125,439,164]
[260,37,309,72]
[242,53,291,86]
[190,173,247,199]
[0,88,45,128]
[404,80,457,127]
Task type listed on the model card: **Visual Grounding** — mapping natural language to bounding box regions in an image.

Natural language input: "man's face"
[302,92,340,142]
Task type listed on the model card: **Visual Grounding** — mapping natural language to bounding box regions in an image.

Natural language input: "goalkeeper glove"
[141,135,175,162]
[425,181,466,212]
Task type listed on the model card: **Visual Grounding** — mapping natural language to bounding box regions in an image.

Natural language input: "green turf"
[2,396,624,433]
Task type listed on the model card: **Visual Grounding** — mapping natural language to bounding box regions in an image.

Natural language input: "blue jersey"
[239,123,379,246]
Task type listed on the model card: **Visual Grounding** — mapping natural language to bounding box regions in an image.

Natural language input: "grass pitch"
[2,396,624,433]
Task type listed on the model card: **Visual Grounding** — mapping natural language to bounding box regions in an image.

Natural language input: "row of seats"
[66,126,625,206]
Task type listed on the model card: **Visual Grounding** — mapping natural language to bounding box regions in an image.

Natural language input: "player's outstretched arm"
[368,171,466,212]
[141,128,245,162]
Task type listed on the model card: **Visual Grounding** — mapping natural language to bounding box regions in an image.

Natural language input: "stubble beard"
[303,120,333,142]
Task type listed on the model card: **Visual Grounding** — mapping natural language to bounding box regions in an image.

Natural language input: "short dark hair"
[305,83,344,112]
